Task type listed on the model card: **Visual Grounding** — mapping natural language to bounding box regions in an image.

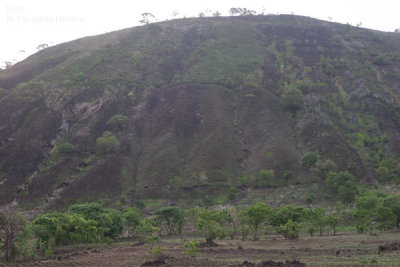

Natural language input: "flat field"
[5,231,400,266]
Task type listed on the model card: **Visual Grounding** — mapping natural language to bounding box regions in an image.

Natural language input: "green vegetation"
[106,114,130,131]
[302,151,319,168]
[96,135,120,154]
[183,240,200,257]
[2,190,400,262]
[56,142,75,154]
[2,13,400,266]
[195,208,231,242]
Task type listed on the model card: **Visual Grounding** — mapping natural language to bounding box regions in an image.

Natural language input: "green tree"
[356,194,382,210]
[155,206,185,235]
[325,171,357,202]
[281,86,304,113]
[96,135,120,154]
[270,205,305,233]
[305,206,326,236]
[352,209,372,234]
[383,194,400,228]
[279,219,302,239]
[56,142,75,154]
[376,166,389,182]
[31,212,98,252]
[241,203,272,239]
[107,115,129,131]
[324,215,339,235]
[338,180,358,203]
[195,209,230,243]
[134,218,161,242]
[316,159,337,175]
[122,207,142,239]
[302,152,319,168]
[168,176,182,200]
[376,206,396,230]
[68,203,123,240]
[227,187,238,201]
[254,169,274,187]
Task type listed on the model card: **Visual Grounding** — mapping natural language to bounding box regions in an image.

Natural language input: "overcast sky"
[1,0,399,69]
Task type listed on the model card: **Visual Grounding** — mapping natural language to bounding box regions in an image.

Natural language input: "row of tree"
[2,194,400,261]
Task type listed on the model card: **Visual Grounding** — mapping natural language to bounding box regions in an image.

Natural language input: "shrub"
[306,194,315,204]
[338,180,358,203]
[227,187,238,201]
[155,206,185,235]
[56,142,75,154]
[106,115,129,130]
[302,152,319,168]
[96,135,120,153]
[196,209,230,242]
[240,202,272,239]
[278,219,302,239]
[122,207,142,239]
[376,206,396,230]
[373,55,386,65]
[183,241,200,257]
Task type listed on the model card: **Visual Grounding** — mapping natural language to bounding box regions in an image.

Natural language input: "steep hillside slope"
[1,15,400,208]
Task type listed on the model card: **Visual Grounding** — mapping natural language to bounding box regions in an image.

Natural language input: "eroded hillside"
[1,15,400,208]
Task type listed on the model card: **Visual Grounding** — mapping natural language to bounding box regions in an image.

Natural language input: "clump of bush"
[96,135,120,153]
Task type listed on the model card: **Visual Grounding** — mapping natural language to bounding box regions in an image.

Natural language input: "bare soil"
[4,231,400,266]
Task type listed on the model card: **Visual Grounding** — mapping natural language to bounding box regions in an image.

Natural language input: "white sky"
[1,0,399,69]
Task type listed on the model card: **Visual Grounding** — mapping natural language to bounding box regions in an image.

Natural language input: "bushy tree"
[254,169,274,187]
[56,142,75,154]
[122,207,142,239]
[383,194,400,228]
[270,205,305,234]
[96,135,120,153]
[227,187,238,201]
[279,219,302,239]
[31,212,98,252]
[376,206,396,230]
[107,115,129,131]
[134,218,160,242]
[240,203,272,239]
[168,176,182,200]
[67,203,123,240]
[352,209,372,234]
[302,152,319,168]
[196,209,230,242]
[155,206,185,235]
[316,159,337,175]
[305,207,326,236]
[325,171,357,203]
[338,180,358,203]
[324,215,339,235]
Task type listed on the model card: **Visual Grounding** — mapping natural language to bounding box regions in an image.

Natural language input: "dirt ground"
[4,231,400,266]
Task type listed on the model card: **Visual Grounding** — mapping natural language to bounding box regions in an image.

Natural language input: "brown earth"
[5,231,400,267]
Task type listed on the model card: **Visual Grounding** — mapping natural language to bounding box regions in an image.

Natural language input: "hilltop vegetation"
[0,15,400,211]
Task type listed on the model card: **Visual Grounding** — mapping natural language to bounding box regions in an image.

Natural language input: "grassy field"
[7,231,400,266]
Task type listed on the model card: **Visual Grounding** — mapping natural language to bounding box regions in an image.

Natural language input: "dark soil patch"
[199,239,219,248]
[140,259,166,266]
[378,242,400,253]
[140,255,173,266]
[230,259,305,267]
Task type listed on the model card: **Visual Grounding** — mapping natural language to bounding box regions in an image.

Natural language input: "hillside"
[1,15,400,209]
